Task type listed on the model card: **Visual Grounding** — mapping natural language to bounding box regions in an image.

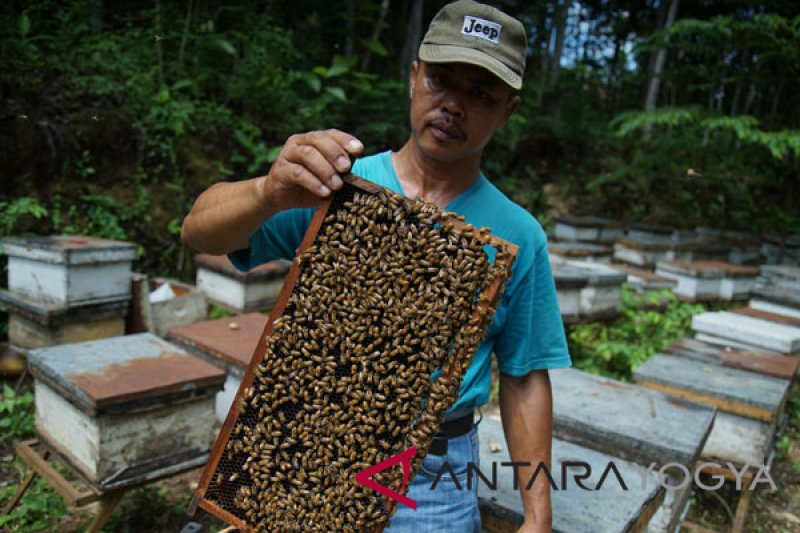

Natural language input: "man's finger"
[320,129,364,156]
[284,143,340,191]
[285,162,332,198]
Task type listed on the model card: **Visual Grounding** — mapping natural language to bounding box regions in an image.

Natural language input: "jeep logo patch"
[462,16,501,44]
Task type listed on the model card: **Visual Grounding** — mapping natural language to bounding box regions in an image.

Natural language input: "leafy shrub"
[567,286,706,380]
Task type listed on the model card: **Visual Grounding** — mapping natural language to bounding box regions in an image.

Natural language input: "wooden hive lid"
[633,353,791,422]
[0,289,128,327]
[553,261,627,289]
[664,337,799,380]
[656,260,726,278]
[551,368,716,468]
[615,236,674,251]
[760,264,800,282]
[195,254,290,281]
[2,235,137,265]
[166,313,268,371]
[27,333,225,415]
[610,264,674,282]
[751,287,800,309]
[549,242,613,257]
[554,215,624,229]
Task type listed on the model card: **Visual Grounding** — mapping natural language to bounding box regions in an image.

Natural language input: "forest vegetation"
[1,0,798,280]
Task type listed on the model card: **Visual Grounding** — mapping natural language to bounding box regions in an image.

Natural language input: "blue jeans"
[384,426,481,533]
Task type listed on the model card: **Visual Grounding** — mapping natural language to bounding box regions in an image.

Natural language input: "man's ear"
[497,95,521,129]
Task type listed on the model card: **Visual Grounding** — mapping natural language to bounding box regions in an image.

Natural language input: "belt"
[428,412,474,456]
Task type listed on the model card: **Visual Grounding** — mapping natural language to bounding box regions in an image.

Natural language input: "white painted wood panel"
[692,311,800,354]
[35,381,216,485]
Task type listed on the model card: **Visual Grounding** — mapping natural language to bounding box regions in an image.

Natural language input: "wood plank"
[749,299,800,320]
[549,242,613,261]
[692,311,800,354]
[27,333,225,413]
[700,412,772,467]
[14,439,85,504]
[729,306,800,328]
[477,415,664,533]
[759,265,800,290]
[166,313,268,373]
[663,338,798,380]
[609,264,678,290]
[551,369,715,468]
[750,288,800,313]
[633,355,790,422]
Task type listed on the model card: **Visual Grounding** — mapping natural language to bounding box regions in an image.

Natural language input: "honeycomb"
[198,178,514,532]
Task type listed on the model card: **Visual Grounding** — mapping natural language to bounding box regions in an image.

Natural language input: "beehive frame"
[189,174,518,531]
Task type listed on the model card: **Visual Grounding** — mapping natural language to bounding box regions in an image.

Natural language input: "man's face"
[408,60,520,163]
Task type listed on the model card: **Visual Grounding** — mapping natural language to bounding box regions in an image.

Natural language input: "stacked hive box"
[0,236,137,351]
[655,260,759,302]
[633,337,798,532]
[551,260,627,323]
[695,227,761,265]
[28,333,225,489]
[195,254,290,313]
[127,274,208,337]
[553,215,625,244]
[548,368,716,533]
[167,313,268,423]
[761,235,800,265]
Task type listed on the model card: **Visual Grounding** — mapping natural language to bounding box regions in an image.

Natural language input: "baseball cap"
[418,0,527,90]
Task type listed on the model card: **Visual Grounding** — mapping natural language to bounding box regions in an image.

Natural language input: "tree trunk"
[549,0,568,85]
[178,0,194,68]
[643,0,680,139]
[400,0,424,79]
[360,0,391,72]
[154,0,164,81]
[771,82,784,116]
[345,0,356,58]
[90,0,103,34]
[743,83,757,115]
[730,79,743,116]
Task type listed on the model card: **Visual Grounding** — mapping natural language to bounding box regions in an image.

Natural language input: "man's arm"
[180,130,362,254]
[499,369,554,533]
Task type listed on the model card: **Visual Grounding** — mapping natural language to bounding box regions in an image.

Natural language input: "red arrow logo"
[354,446,418,510]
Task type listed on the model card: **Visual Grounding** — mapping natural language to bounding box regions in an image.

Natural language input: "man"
[182,1,570,532]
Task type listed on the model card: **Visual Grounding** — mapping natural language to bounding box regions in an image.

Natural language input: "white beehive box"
[0,289,126,351]
[628,223,695,245]
[761,235,800,265]
[613,236,675,268]
[552,260,626,323]
[548,241,613,264]
[195,254,290,313]
[692,311,800,355]
[656,260,724,301]
[167,313,267,423]
[128,274,207,337]
[2,236,137,306]
[27,333,225,489]
[610,264,678,291]
[553,215,625,243]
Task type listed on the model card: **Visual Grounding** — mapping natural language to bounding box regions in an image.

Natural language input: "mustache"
[426,115,466,140]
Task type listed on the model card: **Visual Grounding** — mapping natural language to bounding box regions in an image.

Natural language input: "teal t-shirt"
[229,150,571,412]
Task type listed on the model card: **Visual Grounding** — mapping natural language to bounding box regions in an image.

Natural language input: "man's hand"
[181,129,363,255]
[260,129,364,211]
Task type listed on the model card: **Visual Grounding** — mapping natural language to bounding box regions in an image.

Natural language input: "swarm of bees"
[203,181,514,532]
